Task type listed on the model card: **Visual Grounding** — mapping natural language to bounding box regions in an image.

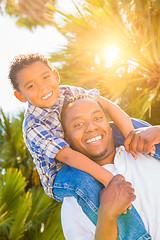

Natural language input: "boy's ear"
[53,68,60,83]
[14,91,27,103]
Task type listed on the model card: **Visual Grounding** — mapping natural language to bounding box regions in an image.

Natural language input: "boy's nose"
[39,80,47,90]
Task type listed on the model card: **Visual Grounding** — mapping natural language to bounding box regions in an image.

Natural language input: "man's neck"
[95,149,116,166]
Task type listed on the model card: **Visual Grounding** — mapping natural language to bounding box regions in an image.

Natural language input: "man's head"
[61,95,115,165]
[9,54,60,108]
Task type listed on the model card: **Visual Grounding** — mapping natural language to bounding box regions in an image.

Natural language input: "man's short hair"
[60,94,104,132]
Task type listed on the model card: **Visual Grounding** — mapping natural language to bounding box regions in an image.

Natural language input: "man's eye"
[74,122,84,128]
[28,84,34,89]
[95,116,103,121]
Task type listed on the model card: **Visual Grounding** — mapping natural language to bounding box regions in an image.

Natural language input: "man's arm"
[95,175,136,240]
[61,174,136,240]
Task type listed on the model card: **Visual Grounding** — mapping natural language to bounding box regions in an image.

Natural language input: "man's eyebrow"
[70,110,102,121]
[24,80,33,87]
[24,71,50,87]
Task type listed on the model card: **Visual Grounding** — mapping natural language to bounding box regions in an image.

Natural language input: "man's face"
[14,61,60,108]
[63,98,115,165]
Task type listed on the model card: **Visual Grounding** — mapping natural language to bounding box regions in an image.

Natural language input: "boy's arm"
[56,146,113,187]
[124,125,160,156]
[97,96,134,138]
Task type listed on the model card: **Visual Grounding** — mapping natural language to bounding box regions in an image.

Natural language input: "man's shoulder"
[115,145,126,155]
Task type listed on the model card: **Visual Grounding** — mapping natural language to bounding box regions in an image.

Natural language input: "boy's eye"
[44,75,50,79]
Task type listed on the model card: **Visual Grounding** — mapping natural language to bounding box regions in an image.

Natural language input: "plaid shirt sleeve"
[23,114,69,198]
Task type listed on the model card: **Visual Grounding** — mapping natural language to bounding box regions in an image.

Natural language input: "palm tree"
[48,0,160,123]
[1,0,56,29]
[0,168,64,240]
[1,0,160,123]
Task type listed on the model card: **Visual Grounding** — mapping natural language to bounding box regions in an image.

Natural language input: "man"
[60,95,160,239]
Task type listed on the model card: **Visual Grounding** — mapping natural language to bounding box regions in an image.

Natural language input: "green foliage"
[0,110,64,239]
[0,0,56,30]
[0,109,40,189]
[0,168,64,240]
[0,168,31,239]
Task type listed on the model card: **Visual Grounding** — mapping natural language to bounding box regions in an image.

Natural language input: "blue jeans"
[53,119,160,239]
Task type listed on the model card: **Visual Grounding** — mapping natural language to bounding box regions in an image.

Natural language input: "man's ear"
[53,68,60,83]
[64,131,69,143]
[14,91,27,103]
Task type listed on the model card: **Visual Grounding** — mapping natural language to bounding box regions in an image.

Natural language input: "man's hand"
[124,126,160,159]
[99,174,136,219]
[95,174,136,240]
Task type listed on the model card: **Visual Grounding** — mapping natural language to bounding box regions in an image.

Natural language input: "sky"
[0,0,76,115]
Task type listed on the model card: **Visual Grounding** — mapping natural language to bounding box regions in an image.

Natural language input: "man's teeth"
[86,136,102,143]
[42,91,52,100]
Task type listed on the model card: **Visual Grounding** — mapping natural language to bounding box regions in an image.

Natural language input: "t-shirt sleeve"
[61,197,95,240]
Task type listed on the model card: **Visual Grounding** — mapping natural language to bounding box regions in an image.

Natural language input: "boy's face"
[14,61,60,108]
[63,98,115,165]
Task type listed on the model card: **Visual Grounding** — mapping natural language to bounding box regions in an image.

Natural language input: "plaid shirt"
[23,85,99,198]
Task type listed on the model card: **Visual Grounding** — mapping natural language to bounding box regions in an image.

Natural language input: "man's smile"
[86,135,102,145]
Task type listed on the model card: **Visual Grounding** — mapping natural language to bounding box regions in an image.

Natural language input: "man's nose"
[85,121,97,132]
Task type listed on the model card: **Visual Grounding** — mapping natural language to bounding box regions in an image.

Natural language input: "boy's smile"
[14,61,60,108]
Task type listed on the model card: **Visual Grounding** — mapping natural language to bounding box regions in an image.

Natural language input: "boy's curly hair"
[8,53,52,91]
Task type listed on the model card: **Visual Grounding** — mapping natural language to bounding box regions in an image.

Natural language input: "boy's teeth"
[86,136,102,143]
[42,91,52,100]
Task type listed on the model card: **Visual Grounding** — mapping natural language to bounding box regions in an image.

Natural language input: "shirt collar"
[25,101,60,121]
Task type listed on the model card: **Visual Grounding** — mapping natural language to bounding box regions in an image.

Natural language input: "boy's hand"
[124,126,160,159]
[99,174,136,218]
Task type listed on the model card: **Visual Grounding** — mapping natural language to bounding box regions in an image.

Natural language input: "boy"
[9,53,138,226]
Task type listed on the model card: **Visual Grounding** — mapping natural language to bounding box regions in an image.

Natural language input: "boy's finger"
[128,204,132,210]
[150,145,156,156]
[124,130,136,152]
[124,138,132,153]
[130,150,137,160]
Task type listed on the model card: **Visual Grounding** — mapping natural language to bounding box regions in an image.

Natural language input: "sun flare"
[94,46,120,68]
[103,46,120,68]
